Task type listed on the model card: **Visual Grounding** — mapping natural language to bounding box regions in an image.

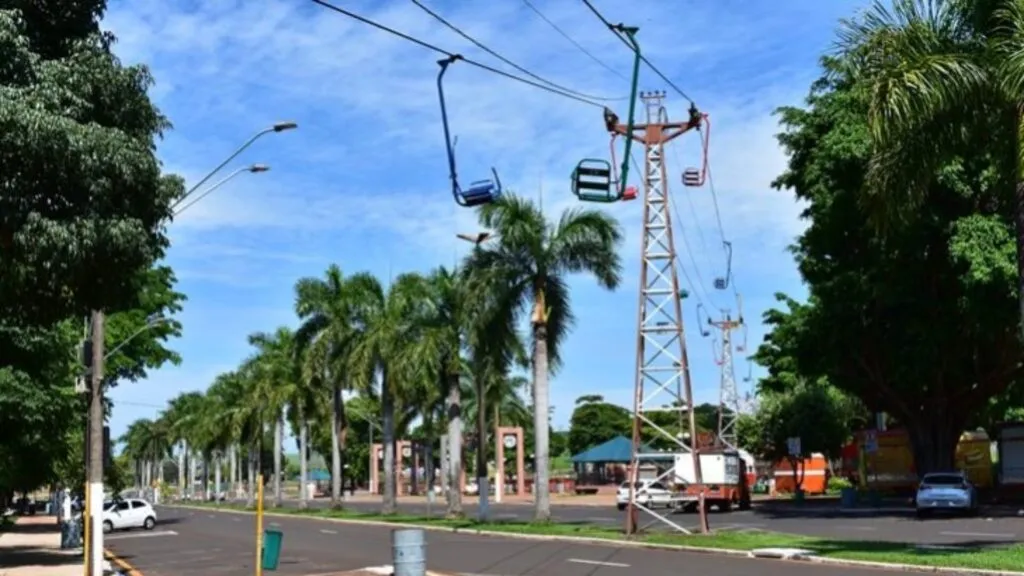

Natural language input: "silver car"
[915,472,978,517]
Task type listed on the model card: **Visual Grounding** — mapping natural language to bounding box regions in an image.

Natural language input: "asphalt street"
[258,497,1024,545]
[105,505,939,576]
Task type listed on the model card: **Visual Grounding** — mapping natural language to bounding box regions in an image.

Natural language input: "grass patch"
[179,501,1024,572]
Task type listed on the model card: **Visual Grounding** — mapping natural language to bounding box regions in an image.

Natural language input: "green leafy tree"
[0,6,183,325]
[746,382,851,490]
[837,0,1024,340]
[467,194,623,521]
[567,395,630,456]
[767,45,1020,473]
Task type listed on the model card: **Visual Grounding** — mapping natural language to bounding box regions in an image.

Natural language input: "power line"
[311,0,604,109]
[411,0,625,102]
[519,0,628,82]
[579,0,696,104]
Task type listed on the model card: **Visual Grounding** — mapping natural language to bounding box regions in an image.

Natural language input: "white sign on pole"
[786,437,802,457]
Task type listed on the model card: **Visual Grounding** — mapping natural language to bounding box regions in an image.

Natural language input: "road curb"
[104,549,142,575]
[800,554,1024,576]
[167,504,752,557]
[166,504,1024,575]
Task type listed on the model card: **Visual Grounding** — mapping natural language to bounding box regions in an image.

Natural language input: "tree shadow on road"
[0,545,83,568]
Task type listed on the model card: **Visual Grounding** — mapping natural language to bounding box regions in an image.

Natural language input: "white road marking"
[320,529,338,534]
[843,526,877,531]
[568,558,630,568]
[233,517,241,522]
[207,514,215,518]
[269,522,281,527]
[940,531,1015,538]
[106,530,178,540]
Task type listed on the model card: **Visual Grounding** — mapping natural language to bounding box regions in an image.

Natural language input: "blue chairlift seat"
[572,159,618,202]
[460,177,501,207]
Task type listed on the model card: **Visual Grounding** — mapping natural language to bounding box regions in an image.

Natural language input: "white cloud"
[101,0,857,433]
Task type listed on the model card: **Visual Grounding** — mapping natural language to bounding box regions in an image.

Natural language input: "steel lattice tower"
[612,91,707,535]
[712,314,743,449]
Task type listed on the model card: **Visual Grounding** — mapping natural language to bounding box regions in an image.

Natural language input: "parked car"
[616,480,673,510]
[915,472,978,517]
[102,498,157,533]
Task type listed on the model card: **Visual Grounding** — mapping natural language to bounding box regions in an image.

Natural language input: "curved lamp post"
[170,121,296,211]
[173,164,270,216]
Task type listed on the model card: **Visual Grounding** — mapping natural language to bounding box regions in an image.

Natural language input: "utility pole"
[710,313,743,450]
[87,310,105,576]
[619,91,708,535]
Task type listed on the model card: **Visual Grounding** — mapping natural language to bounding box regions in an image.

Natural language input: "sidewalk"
[0,515,83,576]
[0,515,115,576]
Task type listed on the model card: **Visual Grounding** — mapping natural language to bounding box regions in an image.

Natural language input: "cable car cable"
[519,0,629,82]
[705,164,740,298]
[311,0,604,109]
[411,0,626,102]
[579,0,697,105]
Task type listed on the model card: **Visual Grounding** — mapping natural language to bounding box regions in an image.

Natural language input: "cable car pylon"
[615,90,708,536]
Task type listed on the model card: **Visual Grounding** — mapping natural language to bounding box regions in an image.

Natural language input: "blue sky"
[103,0,866,440]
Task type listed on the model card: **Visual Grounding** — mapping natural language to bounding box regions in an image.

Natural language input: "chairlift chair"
[436,55,501,207]
[682,110,711,188]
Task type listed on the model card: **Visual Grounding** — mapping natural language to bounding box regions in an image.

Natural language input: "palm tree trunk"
[531,321,551,522]
[178,441,187,499]
[381,372,397,515]
[246,447,256,508]
[202,455,210,500]
[424,413,435,493]
[189,448,197,500]
[299,416,309,510]
[274,410,284,507]
[445,367,463,517]
[214,453,222,501]
[1015,176,1024,343]
[229,445,237,499]
[330,384,343,508]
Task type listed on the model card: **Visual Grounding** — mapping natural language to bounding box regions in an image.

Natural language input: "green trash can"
[261,529,284,571]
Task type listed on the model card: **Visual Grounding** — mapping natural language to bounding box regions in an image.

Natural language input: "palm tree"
[406,266,473,517]
[248,327,300,508]
[294,265,360,508]
[346,272,432,515]
[837,0,1024,337]
[166,391,205,499]
[286,346,319,510]
[120,418,169,495]
[466,194,623,521]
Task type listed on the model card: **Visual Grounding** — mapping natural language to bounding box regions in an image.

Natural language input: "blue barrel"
[840,487,858,508]
[392,528,426,576]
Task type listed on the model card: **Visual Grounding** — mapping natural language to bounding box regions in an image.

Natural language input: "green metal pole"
[614,26,642,201]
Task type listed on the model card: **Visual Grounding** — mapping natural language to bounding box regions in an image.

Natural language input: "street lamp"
[173,164,270,216]
[456,231,493,521]
[169,121,296,211]
[104,314,169,360]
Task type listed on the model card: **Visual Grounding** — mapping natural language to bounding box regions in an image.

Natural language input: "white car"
[102,498,157,533]
[915,472,978,517]
[616,480,673,510]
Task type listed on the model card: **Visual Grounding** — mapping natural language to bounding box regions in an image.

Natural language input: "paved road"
[106,505,935,575]
[249,497,1024,545]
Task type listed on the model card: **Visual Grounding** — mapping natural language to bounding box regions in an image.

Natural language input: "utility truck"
[672,450,752,512]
